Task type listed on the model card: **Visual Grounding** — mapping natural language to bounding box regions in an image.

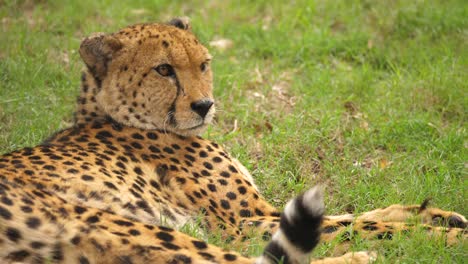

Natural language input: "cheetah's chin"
[156,122,209,136]
[180,123,209,136]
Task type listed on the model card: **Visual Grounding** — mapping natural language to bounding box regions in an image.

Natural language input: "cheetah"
[0,18,466,264]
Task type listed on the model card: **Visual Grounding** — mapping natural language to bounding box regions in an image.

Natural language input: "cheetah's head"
[79,18,214,136]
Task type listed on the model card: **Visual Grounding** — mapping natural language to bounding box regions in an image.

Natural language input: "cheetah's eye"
[154,64,175,77]
[200,61,209,72]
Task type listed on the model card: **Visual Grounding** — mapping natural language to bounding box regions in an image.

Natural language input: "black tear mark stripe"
[174,74,185,96]
[168,104,177,126]
[167,72,185,126]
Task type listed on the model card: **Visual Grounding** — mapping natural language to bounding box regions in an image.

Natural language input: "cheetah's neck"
[73,70,107,126]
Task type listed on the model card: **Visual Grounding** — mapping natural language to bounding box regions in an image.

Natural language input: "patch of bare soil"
[245,66,298,118]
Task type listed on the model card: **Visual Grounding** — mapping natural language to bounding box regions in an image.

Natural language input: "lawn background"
[0,0,466,262]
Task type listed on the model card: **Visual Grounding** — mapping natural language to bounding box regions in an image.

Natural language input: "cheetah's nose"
[191,99,214,118]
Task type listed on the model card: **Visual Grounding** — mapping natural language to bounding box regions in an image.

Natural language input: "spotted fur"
[0,18,466,264]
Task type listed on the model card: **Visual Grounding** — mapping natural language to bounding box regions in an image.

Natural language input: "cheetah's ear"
[79,32,123,82]
[167,17,191,31]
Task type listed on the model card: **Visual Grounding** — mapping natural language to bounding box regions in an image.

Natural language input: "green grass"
[1,0,467,262]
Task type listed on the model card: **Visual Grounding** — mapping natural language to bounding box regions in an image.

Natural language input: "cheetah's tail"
[257,186,324,264]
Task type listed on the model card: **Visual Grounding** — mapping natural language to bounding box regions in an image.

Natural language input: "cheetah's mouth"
[152,120,207,134]
[186,122,207,130]
[179,116,212,131]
